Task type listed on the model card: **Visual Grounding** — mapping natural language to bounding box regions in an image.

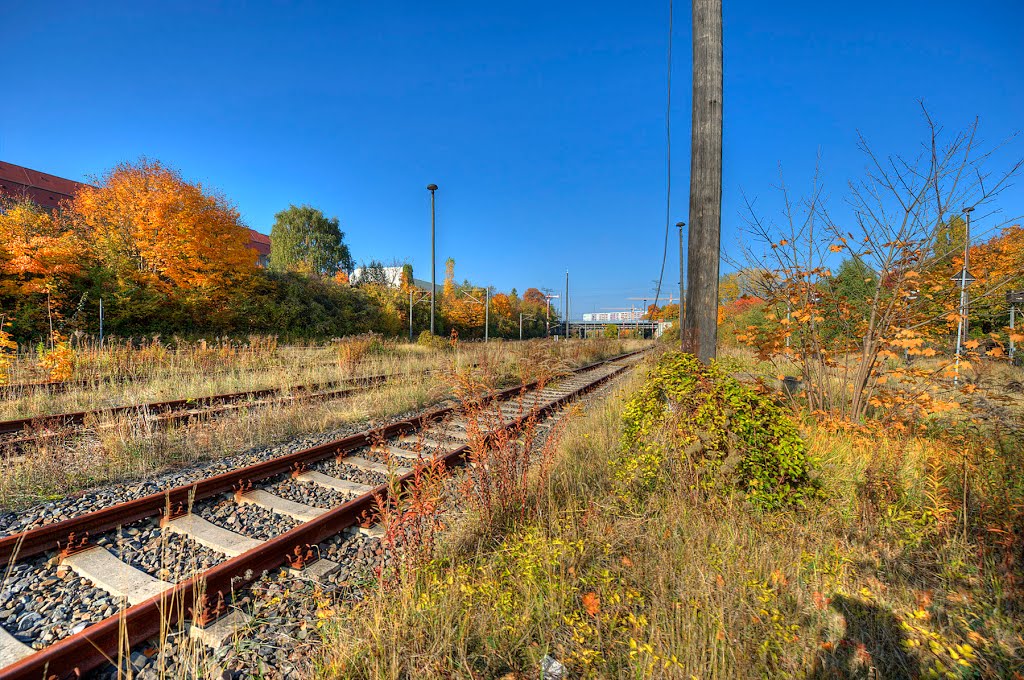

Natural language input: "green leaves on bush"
[617,351,815,509]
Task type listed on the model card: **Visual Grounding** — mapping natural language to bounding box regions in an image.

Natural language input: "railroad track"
[0,368,437,453]
[0,360,348,398]
[0,350,642,679]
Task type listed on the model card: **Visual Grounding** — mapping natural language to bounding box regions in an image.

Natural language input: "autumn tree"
[73,159,254,330]
[0,197,91,340]
[400,264,414,292]
[269,204,353,277]
[739,111,1022,421]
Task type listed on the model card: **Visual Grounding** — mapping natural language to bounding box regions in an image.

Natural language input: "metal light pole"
[484,288,489,343]
[1008,291,1021,362]
[954,206,974,386]
[677,222,686,349]
[427,184,438,335]
[564,270,569,338]
[409,289,414,342]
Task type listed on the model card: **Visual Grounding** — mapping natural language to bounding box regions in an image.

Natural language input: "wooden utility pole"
[684,0,723,362]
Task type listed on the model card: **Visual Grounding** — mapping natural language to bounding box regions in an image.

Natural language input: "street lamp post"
[564,270,569,338]
[677,221,686,350]
[484,288,489,343]
[427,184,438,335]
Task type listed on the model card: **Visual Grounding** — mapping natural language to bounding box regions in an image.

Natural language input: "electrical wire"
[651,0,673,313]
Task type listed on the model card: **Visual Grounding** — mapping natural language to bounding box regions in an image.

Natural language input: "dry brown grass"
[0,338,646,513]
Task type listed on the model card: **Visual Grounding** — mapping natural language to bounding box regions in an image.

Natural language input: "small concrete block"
[188,610,251,649]
[163,514,263,557]
[287,558,340,580]
[296,470,375,495]
[63,547,174,605]
[357,524,385,538]
[343,455,411,476]
[0,626,33,666]
[237,489,327,522]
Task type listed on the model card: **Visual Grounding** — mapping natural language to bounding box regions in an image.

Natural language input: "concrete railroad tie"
[342,455,412,476]
[163,514,263,557]
[295,470,376,495]
[63,546,174,605]
[236,489,327,522]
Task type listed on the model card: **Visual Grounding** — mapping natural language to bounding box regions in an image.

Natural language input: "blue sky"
[3,1,1022,318]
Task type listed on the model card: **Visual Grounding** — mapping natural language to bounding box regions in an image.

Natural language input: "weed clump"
[616,351,815,509]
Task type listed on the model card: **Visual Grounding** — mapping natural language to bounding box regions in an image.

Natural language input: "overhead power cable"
[651,0,673,313]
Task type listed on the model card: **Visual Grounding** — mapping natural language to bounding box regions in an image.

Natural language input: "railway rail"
[0,349,643,679]
[0,360,346,398]
[0,367,437,452]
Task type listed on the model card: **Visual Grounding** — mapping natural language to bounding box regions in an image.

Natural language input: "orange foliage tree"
[737,112,1022,421]
[74,159,255,327]
[0,198,89,337]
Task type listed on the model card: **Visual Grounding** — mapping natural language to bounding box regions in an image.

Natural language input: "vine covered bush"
[616,351,815,509]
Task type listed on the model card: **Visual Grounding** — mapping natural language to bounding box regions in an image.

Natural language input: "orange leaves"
[74,159,253,297]
[0,200,86,300]
[582,592,600,616]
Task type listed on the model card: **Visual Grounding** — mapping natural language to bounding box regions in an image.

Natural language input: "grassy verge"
[314,351,1022,679]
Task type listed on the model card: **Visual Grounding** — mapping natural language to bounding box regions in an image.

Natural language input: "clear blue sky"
[3,1,1022,318]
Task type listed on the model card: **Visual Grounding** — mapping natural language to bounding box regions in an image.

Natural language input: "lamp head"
[676,221,686,228]
[427,184,438,191]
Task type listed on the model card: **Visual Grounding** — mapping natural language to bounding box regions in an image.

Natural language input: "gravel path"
[313,459,390,486]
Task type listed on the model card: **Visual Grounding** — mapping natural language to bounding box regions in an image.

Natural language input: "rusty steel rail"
[0,368,424,438]
[0,351,639,566]
[0,351,640,680]
[0,360,347,397]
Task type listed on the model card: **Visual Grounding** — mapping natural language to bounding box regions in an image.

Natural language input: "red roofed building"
[0,160,91,211]
[1,160,272,268]
[247,228,271,268]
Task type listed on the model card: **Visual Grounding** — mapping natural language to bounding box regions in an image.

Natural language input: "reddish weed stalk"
[368,429,449,584]
[453,368,565,531]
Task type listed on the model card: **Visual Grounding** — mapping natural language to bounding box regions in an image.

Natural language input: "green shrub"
[417,330,450,351]
[616,351,815,509]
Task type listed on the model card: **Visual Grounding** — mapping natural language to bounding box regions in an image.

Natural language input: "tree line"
[0,159,557,345]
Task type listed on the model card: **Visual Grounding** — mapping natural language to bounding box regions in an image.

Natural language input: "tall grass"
[315,357,1023,679]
